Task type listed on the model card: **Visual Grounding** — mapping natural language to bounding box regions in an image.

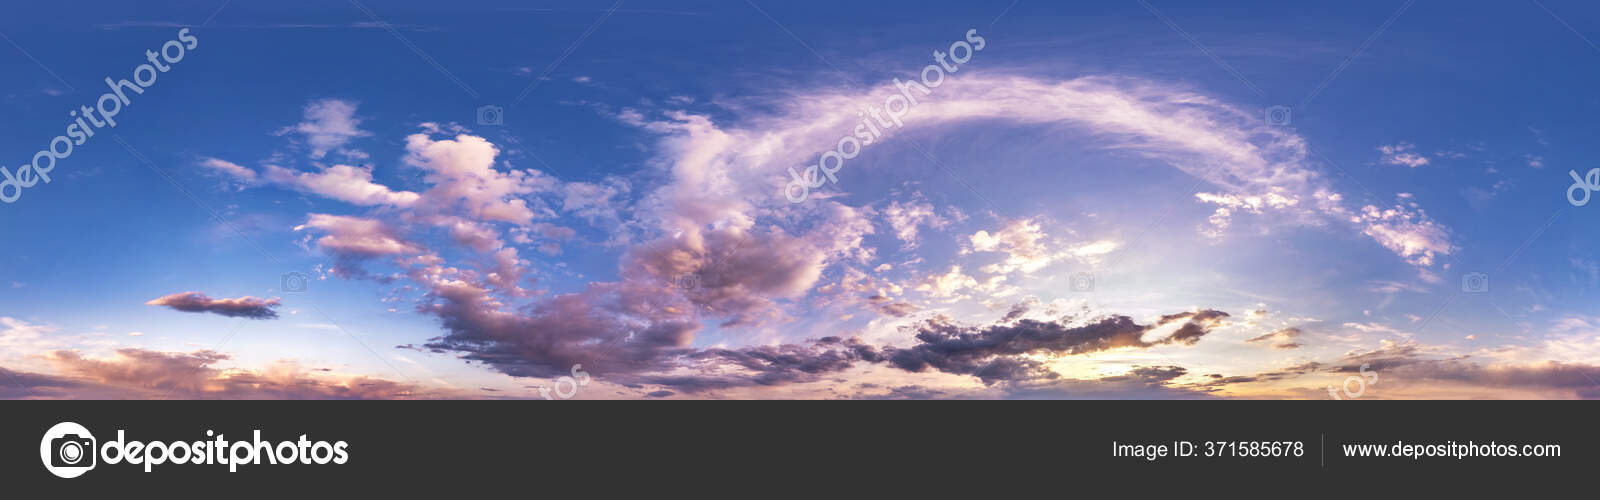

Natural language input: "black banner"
[3,401,1591,494]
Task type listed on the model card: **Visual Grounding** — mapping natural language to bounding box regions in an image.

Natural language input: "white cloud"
[278,99,371,159]
[199,157,257,183]
[403,132,554,226]
[1378,143,1430,168]
[264,164,420,207]
[294,214,421,257]
[882,196,949,248]
[970,219,1056,275]
[1352,199,1453,267]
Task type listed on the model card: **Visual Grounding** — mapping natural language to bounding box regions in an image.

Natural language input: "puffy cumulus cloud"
[47,348,229,392]
[882,309,1230,385]
[277,98,371,159]
[916,265,979,297]
[1350,197,1453,267]
[417,278,700,379]
[1378,142,1429,168]
[145,292,281,319]
[623,224,829,327]
[969,218,1055,274]
[403,132,554,226]
[1245,327,1302,350]
[10,348,446,399]
[810,266,913,319]
[441,216,504,253]
[914,265,1010,302]
[263,164,420,206]
[295,214,422,276]
[272,126,882,388]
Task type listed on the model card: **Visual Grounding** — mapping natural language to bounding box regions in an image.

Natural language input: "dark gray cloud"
[145,292,282,319]
[1245,327,1302,350]
[882,310,1231,384]
[639,336,885,393]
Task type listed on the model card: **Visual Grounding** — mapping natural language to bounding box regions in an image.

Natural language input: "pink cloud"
[145,292,281,319]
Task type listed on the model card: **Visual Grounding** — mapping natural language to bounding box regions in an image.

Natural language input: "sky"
[2,0,1600,400]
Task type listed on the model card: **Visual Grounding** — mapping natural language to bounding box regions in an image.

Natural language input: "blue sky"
[2,0,1599,399]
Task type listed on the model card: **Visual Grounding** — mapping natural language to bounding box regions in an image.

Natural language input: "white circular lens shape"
[40,421,96,478]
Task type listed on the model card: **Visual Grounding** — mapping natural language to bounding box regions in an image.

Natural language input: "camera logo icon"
[1461,272,1489,293]
[40,422,96,478]
[1069,272,1096,293]
[675,273,702,291]
[281,271,308,293]
[1264,105,1292,126]
[476,104,504,126]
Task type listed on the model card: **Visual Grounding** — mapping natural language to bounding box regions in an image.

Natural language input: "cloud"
[0,316,60,357]
[1002,365,1215,399]
[882,309,1230,385]
[263,164,420,206]
[1245,327,1302,350]
[1196,337,1600,399]
[1351,198,1453,267]
[882,195,949,248]
[652,336,886,393]
[199,157,257,183]
[295,214,422,276]
[278,99,371,159]
[1,348,445,399]
[248,71,1464,398]
[403,132,554,226]
[145,292,282,319]
[1378,143,1430,167]
[969,218,1056,275]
